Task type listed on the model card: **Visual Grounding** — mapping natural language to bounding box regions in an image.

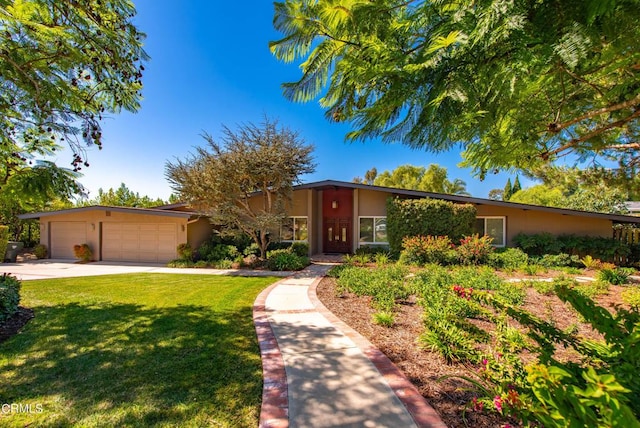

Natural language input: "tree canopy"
[271,0,640,177]
[78,183,167,208]
[0,0,148,175]
[363,164,470,195]
[165,119,315,258]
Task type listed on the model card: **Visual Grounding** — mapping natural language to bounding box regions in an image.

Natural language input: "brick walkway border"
[254,278,289,428]
[254,266,446,428]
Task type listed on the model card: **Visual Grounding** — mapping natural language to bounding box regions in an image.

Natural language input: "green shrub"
[73,244,93,262]
[622,286,640,308]
[266,241,292,252]
[598,267,632,285]
[374,252,390,266]
[326,264,348,278]
[266,249,309,271]
[243,242,261,257]
[177,243,194,261]
[470,284,640,425]
[488,247,529,270]
[386,197,476,256]
[290,242,309,257]
[573,280,610,298]
[455,234,494,265]
[355,245,390,256]
[167,259,195,268]
[0,274,21,322]
[513,232,562,256]
[534,253,580,268]
[198,242,239,262]
[0,225,8,262]
[33,244,48,259]
[372,311,395,327]
[399,235,455,266]
[529,279,556,296]
[337,265,409,311]
[514,232,630,262]
[214,259,234,269]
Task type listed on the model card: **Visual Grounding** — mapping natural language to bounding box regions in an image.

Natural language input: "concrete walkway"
[254,263,445,428]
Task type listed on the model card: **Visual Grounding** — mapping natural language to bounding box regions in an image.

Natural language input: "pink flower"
[493,395,503,413]
[472,397,484,412]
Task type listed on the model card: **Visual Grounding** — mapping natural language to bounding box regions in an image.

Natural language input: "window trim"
[358,216,388,246]
[476,216,506,247]
[281,216,309,243]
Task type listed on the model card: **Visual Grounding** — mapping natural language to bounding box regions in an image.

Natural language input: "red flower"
[493,395,503,413]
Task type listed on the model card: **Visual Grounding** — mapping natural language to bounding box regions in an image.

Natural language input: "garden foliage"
[0,274,21,322]
[266,248,309,271]
[513,233,631,262]
[0,225,8,262]
[72,244,92,262]
[386,197,475,256]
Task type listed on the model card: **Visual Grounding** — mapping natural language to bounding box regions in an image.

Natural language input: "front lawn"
[0,273,278,427]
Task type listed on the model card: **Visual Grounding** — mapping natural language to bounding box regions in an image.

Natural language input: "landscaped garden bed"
[317,256,640,427]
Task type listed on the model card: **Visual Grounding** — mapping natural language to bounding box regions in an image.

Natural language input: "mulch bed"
[0,307,34,344]
[316,275,630,428]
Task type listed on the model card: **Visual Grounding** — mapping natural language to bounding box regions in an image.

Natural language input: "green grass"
[0,273,278,427]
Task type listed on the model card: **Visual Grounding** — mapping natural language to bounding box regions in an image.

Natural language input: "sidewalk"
[254,263,446,428]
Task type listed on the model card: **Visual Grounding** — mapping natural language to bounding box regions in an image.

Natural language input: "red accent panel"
[322,188,353,217]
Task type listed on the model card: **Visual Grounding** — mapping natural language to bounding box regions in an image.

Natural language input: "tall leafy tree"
[78,183,166,208]
[271,0,640,177]
[0,0,148,178]
[165,119,315,258]
[0,0,146,239]
[0,160,80,240]
[510,184,628,214]
[372,164,470,195]
[503,178,514,201]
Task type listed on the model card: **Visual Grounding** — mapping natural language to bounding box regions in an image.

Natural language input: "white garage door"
[50,222,87,259]
[102,223,177,263]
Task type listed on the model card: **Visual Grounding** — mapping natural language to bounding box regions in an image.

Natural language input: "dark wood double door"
[322,188,353,253]
[323,217,351,253]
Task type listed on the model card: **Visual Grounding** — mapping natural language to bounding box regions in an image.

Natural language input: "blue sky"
[58,0,528,201]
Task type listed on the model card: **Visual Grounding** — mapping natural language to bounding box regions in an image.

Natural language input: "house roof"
[295,180,640,224]
[18,205,199,220]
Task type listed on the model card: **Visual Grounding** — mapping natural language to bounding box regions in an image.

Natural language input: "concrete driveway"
[0,260,291,281]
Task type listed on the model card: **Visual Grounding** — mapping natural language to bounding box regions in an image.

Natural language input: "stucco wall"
[475,205,613,245]
[358,189,391,217]
[39,210,188,260]
[187,217,214,250]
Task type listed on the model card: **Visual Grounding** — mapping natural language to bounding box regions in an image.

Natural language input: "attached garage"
[102,223,177,263]
[50,221,87,259]
[19,205,212,264]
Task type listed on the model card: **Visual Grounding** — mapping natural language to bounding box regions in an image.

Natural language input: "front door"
[323,217,351,253]
[322,188,353,253]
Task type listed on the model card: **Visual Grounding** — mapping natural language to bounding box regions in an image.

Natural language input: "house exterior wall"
[39,210,187,261]
[186,217,214,250]
[278,188,617,253]
[473,205,613,245]
[357,188,391,216]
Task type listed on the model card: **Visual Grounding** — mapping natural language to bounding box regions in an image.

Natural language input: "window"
[475,217,505,247]
[281,217,308,242]
[359,217,388,245]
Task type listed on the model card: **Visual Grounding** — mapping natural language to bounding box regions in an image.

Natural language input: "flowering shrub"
[463,285,640,426]
[73,244,93,262]
[456,234,494,265]
[399,235,455,265]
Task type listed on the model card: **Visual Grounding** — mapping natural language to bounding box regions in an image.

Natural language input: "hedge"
[0,225,9,262]
[386,197,476,256]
